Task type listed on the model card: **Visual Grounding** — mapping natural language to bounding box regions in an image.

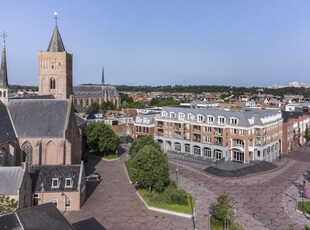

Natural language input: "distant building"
[74,68,121,109]
[134,113,157,139]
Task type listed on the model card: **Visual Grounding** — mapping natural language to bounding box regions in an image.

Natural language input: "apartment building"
[282,111,310,153]
[155,106,283,163]
[134,114,156,139]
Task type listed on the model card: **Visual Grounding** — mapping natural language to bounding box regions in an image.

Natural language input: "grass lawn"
[138,189,194,215]
[103,154,119,160]
[124,160,134,182]
[210,219,245,230]
[297,201,310,214]
[124,160,195,215]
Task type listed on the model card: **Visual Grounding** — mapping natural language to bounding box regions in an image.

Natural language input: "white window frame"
[52,198,58,207]
[52,178,60,188]
[197,114,204,123]
[230,117,238,125]
[178,113,185,120]
[65,197,71,208]
[207,115,214,124]
[218,116,225,125]
[65,178,73,188]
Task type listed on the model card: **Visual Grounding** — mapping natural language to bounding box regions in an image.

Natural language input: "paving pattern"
[66,145,310,230]
[171,147,310,230]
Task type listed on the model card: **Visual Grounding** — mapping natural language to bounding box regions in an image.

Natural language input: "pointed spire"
[0,31,8,89]
[102,67,105,85]
[47,12,65,52]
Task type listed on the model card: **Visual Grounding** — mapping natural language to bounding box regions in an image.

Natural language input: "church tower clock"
[38,14,72,99]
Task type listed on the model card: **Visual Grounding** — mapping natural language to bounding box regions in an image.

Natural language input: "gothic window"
[22,142,32,164]
[50,78,56,89]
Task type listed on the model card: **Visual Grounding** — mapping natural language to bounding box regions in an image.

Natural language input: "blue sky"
[1,1,310,87]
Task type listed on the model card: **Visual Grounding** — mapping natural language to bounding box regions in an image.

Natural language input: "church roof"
[0,44,8,88]
[0,101,16,144]
[8,99,69,138]
[47,25,65,52]
[74,84,119,97]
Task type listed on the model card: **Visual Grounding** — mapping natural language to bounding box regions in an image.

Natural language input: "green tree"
[101,101,116,113]
[214,192,235,223]
[120,93,134,104]
[304,127,310,145]
[0,195,18,214]
[129,136,160,159]
[131,145,170,193]
[86,102,100,113]
[85,123,120,156]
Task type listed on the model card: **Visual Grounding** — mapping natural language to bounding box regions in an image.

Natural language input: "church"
[0,20,83,167]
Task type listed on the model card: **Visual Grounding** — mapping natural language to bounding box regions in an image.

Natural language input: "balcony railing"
[214,132,222,136]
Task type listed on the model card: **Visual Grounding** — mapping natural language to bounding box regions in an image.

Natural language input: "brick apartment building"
[154,106,283,163]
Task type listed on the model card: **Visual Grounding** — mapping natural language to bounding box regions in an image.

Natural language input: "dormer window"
[187,113,194,121]
[207,116,214,123]
[162,111,168,118]
[218,116,225,125]
[65,178,73,188]
[230,117,238,125]
[197,114,204,123]
[170,112,176,119]
[52,178,60,188]
[178,113,185,120]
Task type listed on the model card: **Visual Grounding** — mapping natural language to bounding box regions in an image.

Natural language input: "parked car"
[86,172,101,181]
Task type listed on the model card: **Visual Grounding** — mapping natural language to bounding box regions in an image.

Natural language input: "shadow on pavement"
[86,180,101,199]
[73,217,106,230]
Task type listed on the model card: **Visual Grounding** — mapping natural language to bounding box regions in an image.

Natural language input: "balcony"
[175,126,181,131]
[214,132,222,137]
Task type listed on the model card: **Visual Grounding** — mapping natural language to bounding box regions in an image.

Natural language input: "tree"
[129,136,160,160]
[0,195,18,214]
[86,102,100,113]
[131,145,170,193]
[101,101,116,113]
[85,123,120,156]
[304,127,310,145]
[214,192,235,223]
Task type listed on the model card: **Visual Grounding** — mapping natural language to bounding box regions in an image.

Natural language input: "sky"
[1,1,310,87]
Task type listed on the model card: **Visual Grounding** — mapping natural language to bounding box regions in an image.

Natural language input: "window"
[65,178,72,188]
[22,142,33,164]
[218,117,225,125]
[185,144,190,153]
[207,127,212,133]
[65,197,71,208]
[240,129,246,136]
[230,129,237,135]
[50,78,56,89]
[179,113,185,120]
[257,151,260,157]
[161,112,168,118]
[230,118,238,125]
[203,148,212,158]
[187,114,194,121]
[52,198,58,207]
[197,115,204,123]
[207,116,214,123]
[206,136,212,143]
[52,178,60,188]
[170,112,176,119]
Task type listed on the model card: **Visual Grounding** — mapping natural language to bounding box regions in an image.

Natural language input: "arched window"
[3,91,6,97]
[50,78,56,89]
[22,142,32,164]
[0,91,2,97]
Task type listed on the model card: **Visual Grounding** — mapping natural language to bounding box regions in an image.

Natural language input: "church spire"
[0,31,8,89]
[101,67,105,85]
[47,12,65,52]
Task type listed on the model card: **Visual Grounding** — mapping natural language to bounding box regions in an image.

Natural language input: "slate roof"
[0,101,16,144]
[0,45,8,88]
[74,84,119,97]
[282,111,309,122]
[31,165,81,192]
[0,167,24,195]
[75,114,86,127]
[0,213,22,230]
[47,25,66,52]
[161,106,282,127]
[0,203,75,230]
[8,99,69,138]
[136,114,155,124]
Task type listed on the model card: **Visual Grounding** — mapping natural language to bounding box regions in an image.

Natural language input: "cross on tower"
[1,31,7,46]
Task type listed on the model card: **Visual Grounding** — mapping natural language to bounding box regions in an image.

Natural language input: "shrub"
[151,182,188,205]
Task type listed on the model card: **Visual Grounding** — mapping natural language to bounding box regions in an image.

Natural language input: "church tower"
[38,15,72,99]
[0,32,9,104]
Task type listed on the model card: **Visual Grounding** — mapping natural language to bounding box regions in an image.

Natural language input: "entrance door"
[233,150,244,162]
